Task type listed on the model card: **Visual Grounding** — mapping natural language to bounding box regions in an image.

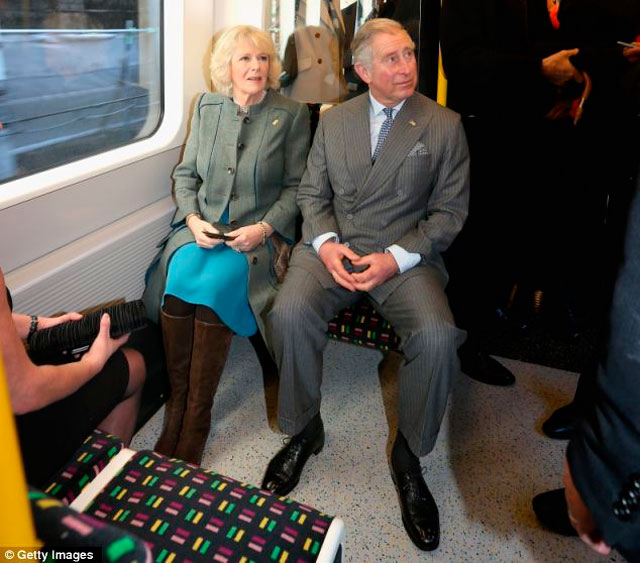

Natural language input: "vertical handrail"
[0,352,39,547]
[437,45,447,107]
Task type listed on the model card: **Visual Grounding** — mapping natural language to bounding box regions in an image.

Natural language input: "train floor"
[132,337,621,562]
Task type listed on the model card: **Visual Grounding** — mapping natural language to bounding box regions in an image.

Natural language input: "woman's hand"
[38,312,83,330]
[81,313,130,374]
[226,222,273,253]
[187,215,225,249]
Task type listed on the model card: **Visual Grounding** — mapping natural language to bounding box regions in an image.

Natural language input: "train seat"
[36,429,344,562]
[327,301,400,351]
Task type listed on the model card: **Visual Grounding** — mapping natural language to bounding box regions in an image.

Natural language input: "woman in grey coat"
[143,25,310,464]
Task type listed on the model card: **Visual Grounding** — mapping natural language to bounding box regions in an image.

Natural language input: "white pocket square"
[408,142,429,157]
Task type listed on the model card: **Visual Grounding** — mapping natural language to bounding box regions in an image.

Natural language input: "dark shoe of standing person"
[532,488,577,536]
[459,344,516,386]
[390,433,440,551]
[261,415,324,496]
[542,403,578,440]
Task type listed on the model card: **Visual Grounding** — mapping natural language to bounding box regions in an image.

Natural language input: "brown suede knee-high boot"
[155,310,194,456]
[173,317,232,465]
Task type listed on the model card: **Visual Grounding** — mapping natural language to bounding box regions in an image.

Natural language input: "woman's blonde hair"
[210,25,281,96]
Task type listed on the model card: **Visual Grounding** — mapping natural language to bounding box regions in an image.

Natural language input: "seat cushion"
[327,301,400,351]
[43,429,125,505]
[29,488,151,562]
[84,451,335,562]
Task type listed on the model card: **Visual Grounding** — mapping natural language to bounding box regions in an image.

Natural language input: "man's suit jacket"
[291,91,469,303]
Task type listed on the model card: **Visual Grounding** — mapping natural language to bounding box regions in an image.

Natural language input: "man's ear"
[354,62,371,84]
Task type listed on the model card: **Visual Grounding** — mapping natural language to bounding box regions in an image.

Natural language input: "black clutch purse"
[28,300,148,364]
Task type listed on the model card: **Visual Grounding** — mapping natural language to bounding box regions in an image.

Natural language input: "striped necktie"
[372,107,393,163]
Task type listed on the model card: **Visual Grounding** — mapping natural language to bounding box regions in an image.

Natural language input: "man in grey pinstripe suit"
[261,19,470,551]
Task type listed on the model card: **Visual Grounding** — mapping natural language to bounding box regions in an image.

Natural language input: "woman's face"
[230,39,270,105]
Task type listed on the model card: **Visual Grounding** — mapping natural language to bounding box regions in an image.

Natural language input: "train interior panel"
[0,0,635,561]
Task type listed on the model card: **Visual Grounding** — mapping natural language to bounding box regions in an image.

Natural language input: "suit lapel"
[356,93,433,205]
[344,94,373,191]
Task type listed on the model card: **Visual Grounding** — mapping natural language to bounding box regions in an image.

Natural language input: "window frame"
[0,0,183,212]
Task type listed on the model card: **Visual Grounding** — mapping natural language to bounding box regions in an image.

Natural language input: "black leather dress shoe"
[542,404,577,440]
[391,464,440,551]
[261,423,324,497]
[532,488,577,536]
[460,349,516,386]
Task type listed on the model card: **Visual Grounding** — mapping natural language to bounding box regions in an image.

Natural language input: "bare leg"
[98,347,146,445]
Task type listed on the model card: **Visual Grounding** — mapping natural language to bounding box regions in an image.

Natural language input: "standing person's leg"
[262,266,360,495]
[542,123,636,440]
[374,269,465,551]
[448,117,515,386]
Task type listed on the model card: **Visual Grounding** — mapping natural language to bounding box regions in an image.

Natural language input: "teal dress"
[163,209,257,337]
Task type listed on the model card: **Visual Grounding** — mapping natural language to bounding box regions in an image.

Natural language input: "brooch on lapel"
[408,119,417,127]
[272,118,280,126]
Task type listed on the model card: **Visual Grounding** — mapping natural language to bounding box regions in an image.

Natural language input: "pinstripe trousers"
[268,262,466,457]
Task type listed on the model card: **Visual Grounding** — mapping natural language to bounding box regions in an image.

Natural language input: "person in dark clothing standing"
[533,171,640,561]
[440,0,640,393]
[535,0,640,439]
[440,0,581,387]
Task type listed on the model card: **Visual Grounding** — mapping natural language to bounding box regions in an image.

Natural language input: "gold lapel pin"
[272,118,280,126]
[408,119,417,127]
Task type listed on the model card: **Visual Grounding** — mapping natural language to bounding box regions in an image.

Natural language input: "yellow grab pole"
[0,352,39,546]
[437,45,448,107]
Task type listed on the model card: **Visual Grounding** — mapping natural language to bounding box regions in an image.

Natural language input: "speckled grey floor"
[131,337,622,562]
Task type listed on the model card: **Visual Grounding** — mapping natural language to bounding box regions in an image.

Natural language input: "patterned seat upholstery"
[29,488,151,562]
[84,450,336,562]
[327,301,400,351]
[43,429,125,505]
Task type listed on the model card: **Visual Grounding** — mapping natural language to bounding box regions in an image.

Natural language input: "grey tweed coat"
[143,90,310,341]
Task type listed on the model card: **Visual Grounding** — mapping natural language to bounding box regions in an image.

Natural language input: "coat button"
[346,213,353,219]
[252,256,258,265]
[613,501,632,520]
[227,167,235,174]
[230,192,238,200]
[230,220,238,226]
[344,241,350,248]
[243,116,250,124]
[317,58,323,64]
[237,142,245,150]
[315,32,320,38]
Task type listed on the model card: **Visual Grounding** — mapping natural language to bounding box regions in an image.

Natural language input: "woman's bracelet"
[257,221,268,246]
[27,315,39,340]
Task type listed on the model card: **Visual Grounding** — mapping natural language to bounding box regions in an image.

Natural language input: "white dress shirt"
[311,92,421,274]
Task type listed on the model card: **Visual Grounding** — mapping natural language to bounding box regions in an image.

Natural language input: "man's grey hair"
[351,18,415,69]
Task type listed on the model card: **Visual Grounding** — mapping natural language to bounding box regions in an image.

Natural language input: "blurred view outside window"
[0,1,162,184]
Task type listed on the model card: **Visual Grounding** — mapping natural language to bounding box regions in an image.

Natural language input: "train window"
[0,1,162,185]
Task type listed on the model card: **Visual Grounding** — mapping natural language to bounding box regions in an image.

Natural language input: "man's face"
[355,30,417,107]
